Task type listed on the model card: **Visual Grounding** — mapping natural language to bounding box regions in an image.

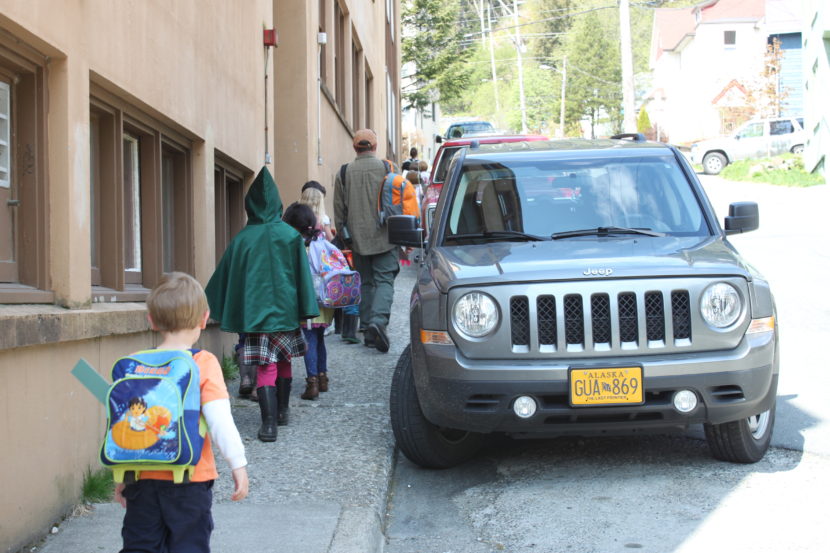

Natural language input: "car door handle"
[7,199,20,206]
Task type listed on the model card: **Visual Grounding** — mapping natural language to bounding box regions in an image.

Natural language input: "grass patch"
[221,353,239,381]
[720,154,825,187]
[82,468,114,503]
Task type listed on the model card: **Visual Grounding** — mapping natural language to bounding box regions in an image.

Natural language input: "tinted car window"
[433,146,462,184]
[446,122,494,138]
[770,120,794,135]
[737,122,764,138]
[445,155,707,239]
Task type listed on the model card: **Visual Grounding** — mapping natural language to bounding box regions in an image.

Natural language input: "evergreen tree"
[402,0,473,110]
[636,106,652,134]
[564,10,621,136]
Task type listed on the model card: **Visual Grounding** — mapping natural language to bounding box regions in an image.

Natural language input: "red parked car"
[421,135,548,235]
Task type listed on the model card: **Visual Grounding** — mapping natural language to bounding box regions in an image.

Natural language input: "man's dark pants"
[352,248,400,329]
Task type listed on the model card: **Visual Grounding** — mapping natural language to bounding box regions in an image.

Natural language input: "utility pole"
[619,0,636,133]
[513,0,528,133]
[559,55,567,138]
[488,2,501,121]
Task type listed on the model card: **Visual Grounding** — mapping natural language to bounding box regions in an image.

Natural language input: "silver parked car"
[691,116,805,175]
[388,135,778,469]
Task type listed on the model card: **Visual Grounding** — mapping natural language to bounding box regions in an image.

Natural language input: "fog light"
[513,396,537,419]
[673,390,698,413]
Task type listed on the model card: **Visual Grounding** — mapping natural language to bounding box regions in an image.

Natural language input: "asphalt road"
[384,175,830,553]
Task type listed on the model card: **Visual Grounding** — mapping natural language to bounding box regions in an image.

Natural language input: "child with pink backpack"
[283,202,360,400]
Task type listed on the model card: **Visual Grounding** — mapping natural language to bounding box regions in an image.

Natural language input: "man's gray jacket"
[333,152,396,256]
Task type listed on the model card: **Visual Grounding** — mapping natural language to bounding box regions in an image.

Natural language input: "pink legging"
[256,360,292,388]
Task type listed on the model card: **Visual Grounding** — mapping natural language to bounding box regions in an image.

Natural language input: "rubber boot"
[341,313,360,344]
[238,363,256,397]
[276,377,292,426]
[257,386,278,442]
[300,376,319,400]
[318,372,329,393]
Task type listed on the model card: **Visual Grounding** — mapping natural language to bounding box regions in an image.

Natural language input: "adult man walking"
[333,129,399,353]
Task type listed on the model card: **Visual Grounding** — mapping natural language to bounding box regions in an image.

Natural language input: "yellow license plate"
[569,366,644,406]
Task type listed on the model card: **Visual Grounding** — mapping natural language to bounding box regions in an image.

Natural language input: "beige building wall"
[0,1,275,551]
[0,1,400,551]
[273,0,401,216]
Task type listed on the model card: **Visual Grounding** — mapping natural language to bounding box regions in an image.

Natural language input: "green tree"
[402,0,473,110]
[564,10,621,136]
[636,106,652,134]
[527,0,573,64]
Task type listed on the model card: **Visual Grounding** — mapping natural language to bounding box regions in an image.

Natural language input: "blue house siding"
[770,32,803,117]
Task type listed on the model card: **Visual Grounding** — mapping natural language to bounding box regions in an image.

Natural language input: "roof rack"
[610,133,646,142]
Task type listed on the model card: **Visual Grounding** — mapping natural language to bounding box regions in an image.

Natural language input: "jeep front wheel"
[390,345,484,469]
[704,400,775,463]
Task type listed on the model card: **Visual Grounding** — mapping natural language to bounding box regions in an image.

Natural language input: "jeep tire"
[704,400,776,463]
[390,345,484,469]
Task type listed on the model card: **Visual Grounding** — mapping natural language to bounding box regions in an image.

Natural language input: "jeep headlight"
[453,292,498,338]
[700,282,741,328]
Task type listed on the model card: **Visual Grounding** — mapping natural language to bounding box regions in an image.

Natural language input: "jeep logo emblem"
[584,268,613,276]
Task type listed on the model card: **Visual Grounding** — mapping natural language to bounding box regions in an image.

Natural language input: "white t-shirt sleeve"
[202,399,247,470]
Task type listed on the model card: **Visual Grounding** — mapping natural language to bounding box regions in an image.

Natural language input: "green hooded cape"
[206,167,319,333]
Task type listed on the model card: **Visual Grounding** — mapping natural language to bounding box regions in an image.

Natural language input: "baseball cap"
[353,129,378,148]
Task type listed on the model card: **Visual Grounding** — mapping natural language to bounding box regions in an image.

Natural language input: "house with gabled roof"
[648,0,802,145]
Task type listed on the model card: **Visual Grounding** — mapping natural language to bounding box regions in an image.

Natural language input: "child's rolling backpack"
[307,236,361,308]
[377,159,420,226]
[99,349,206,483]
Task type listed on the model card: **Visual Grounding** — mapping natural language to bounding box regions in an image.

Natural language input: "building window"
[123,133,142,278]
[89,94,193,300]
[319,0,327,87]
[365,63,373,130]
[334,1,347,113]
[0,82,9,189]
[0,44,49,302]
[724,30,736,47]
[352,39,362,129]
[386,71,397,157]
[214,161,246,265]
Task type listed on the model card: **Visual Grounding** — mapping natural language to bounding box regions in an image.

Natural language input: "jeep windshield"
[442,152,710,244]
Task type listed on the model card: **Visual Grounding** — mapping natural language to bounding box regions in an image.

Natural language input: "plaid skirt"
[240,329,306,366]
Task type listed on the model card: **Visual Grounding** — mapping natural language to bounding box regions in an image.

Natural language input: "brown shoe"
[318,373,329,393]
[300,376,319,400]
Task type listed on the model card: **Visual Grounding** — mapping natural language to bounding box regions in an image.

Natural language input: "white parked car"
[691,117,805,175]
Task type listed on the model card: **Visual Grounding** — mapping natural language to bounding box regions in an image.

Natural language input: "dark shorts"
[120,479,214,553]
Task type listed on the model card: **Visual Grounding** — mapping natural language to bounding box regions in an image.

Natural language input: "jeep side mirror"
[724,202,759,235]
[435,135,443,144]
[387,215,424,247]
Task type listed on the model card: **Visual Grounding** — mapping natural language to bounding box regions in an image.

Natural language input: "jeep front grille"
[507,289,692,353]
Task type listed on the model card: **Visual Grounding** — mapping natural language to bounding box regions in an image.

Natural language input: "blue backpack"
[99,349,206,483]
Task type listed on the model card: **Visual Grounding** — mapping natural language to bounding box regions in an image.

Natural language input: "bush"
[221,354,239,381]
[720,154,825,187]
[82,468,113,504]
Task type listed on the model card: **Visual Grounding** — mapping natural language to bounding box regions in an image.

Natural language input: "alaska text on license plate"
[569,366,644,406]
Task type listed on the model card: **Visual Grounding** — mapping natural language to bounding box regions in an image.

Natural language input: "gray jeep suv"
[387,135,778,469]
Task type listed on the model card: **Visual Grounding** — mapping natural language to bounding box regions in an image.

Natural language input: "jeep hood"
[429,237,755,292]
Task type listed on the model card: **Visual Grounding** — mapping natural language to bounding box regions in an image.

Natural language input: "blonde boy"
[115,272,248,553]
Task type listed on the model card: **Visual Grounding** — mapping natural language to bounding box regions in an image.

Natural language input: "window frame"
[89,88,194,302]
[0,37,50,304]
[213,156,247,266]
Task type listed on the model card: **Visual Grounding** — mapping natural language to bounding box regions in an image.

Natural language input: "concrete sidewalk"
[34,265,417,553]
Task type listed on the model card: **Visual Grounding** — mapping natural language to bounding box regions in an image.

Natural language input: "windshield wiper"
[447,230,549,242]
[551,226,665,239]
